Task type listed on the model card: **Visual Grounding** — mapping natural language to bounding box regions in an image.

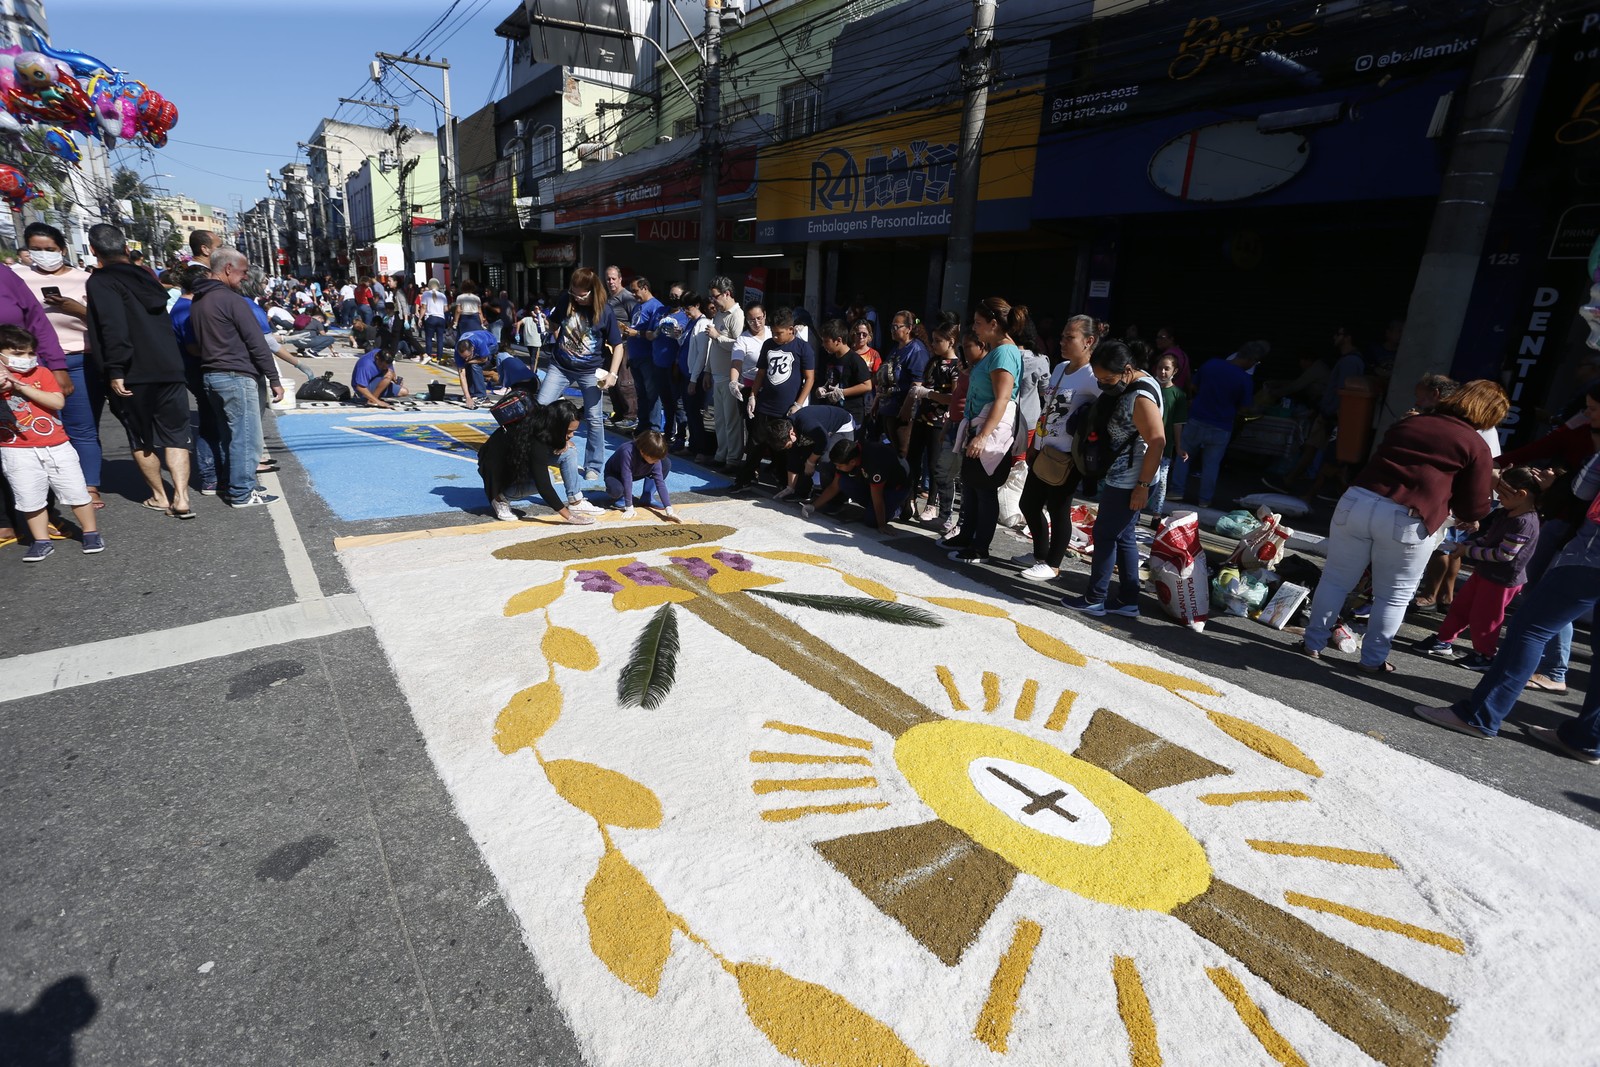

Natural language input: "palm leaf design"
[749,590,943,628]
[618,603,681,709]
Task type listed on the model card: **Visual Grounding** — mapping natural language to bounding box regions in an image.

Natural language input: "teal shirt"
[965,342,1023,419]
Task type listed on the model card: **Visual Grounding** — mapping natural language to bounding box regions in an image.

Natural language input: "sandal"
[1358,661,1397,675]
[1412,597,1436,611]
[0,533,16,549]
[89,489,105,510]
[140,498,172,513]
[170,507,197,521]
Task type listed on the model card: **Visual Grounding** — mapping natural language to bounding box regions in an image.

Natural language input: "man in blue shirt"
[455,328,498,407]
[1170,340,1264,507]
[655,293,691,449]
[352,345,410,408]
[620,277,665,431]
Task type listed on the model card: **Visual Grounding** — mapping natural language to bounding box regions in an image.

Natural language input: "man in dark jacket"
[190,247,283,508]
[85,223,195,517]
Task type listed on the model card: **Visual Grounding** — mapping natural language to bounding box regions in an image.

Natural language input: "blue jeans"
[1171,419,1231,504]
[631,358,662,432]
[538,362,606,474]
[1303,487,1444,667]
[338,299,355,327]
[1537,622,1573,684]
[61,353,103,487]
[1143,456,1172,519]
[185,370,220,488]
[424,315,447,358]
[1087,484,1142,606]
[356,305,373,326]
[1456,563,1600,752]
[203,372,263,504]
[457,360,487,400]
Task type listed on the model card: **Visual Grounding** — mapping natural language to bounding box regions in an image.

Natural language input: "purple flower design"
[618,562,670,587]
[670,556,717,580]
[713,551,753,572]
[575,570,623,594]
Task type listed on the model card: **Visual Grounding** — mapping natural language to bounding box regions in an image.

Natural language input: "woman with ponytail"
[942,298,1027,564]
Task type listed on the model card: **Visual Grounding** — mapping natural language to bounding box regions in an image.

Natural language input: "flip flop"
[0,534,16,549]
[170,508,197,520]
[1358,661,1397,675]
[140,499,171,513]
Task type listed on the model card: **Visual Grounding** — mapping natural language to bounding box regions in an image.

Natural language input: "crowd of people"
[2,236,1594,768]
[474,264,1599,769]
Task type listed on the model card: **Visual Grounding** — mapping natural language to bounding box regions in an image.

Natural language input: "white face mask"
[4,353,38,372]
[29,250,63,273]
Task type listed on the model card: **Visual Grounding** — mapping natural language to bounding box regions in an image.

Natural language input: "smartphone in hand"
[41,286,61,299]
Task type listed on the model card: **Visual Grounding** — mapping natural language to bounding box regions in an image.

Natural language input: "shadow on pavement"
[0,975,98,1067]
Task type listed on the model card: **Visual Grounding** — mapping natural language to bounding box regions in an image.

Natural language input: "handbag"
[490,389,535,427]
[1031,443,1073,486]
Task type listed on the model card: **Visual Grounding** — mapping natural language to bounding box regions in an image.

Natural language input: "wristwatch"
[1136,480,1152,488]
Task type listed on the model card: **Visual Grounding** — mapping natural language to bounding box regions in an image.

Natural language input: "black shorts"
[123,381,193,450]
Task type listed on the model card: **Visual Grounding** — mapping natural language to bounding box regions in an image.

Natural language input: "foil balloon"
[26,35,113,79]
[87,71,138,142]
[41,126,80,167]
[135,88,177,147]
[0,163,42,209]
[3,50,91,127]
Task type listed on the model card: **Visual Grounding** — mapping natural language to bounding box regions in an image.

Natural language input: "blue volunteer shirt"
[656,308,689,369]
[459,329,498,363]
[1186,357,1256,431]
[351,350,396,398]
[628,297,664,365]
[550,295,621,374]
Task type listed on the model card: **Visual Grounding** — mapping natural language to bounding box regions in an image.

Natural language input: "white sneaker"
[568,499,604,515]
[1020,562,1059,581]
[919,505,940,523]
[1011,552,1037,566]
[492,500,516,522]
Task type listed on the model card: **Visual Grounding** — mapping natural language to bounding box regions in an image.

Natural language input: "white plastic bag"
[997,458,1028,530]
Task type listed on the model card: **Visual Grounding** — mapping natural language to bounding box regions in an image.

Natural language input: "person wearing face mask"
[534,266,625,491]
[12,223,101,509]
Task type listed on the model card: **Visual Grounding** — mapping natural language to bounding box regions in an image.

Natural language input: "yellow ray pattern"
[1043,689,1077,731]
[751,776,879,795]
[750,750,873,767]
[936,666,968,711]
[1284,892,1467,955]
[760,801,891,823]
[1206,711,1324,778]
[982,672,1002,713]
[974,919,1043,1053]
[762,720,874,751]
[1205,967,1309,1067]
[1013,679,1039,722]
[1112,956,1163,1067]
[1198,790,1312,807]
[1247,840,1399,870]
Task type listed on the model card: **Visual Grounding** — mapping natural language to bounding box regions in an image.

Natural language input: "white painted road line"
[257,470,324,601]
[0,594,371,703]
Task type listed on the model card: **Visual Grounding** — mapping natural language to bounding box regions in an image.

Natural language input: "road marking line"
[258,470,323,601]
[0,593,371,703]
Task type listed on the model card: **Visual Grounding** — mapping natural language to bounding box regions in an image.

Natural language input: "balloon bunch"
[0,35,178,155]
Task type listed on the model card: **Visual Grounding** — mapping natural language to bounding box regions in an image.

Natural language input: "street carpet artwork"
[339,501,1600,1066]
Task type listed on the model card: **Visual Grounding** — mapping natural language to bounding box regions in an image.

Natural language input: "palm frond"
[748,590,943,628]
[617,603,680,709]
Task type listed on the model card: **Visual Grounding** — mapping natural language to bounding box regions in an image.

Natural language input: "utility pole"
[940,0,997,318]
[374,54,458,286]
[698,0,724,291]
[1379,0,1552,433]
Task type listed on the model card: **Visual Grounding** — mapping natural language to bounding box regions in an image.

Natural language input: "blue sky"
[55,1,515,212]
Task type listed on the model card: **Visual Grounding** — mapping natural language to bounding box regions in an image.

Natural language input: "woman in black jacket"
[477,398,597,524]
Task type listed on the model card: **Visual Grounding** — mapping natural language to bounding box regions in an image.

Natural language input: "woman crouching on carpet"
[478,398,598,525]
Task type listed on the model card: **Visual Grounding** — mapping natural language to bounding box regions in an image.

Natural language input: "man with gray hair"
[190,247,283,508]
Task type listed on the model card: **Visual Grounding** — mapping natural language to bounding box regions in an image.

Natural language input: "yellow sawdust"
[545,759,663,829]
[974,919,1043,1052]
[1247,840,1399,870]
[1284,892,1466,954]
[842,574,898,600]
[1207,712,1325,778]
[1014,679,1039,722]
[542,625,599,671]
[924,595,1010,618]
[1014,622,1088,666]
[1205,967,1308,1067]
[1112,956,1163,1067]
[759,801,890,823]
[729,962,929,1067]
[493,680,562,754]
[982,672,1002,713]
[1199,790,1311,807]
[751,776,879,795]
[504,577,566,617]
[762,720,874,750]
[749,751,873,767]
[584,846,673,996]
[1111,662,1220,696]
[1044,689,1077,731]
[936,666,968,711]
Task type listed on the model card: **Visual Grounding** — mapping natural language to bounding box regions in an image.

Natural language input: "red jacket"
[1353,413,1493,534]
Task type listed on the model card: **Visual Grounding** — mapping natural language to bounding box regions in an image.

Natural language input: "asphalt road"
[1,359,1592,1065]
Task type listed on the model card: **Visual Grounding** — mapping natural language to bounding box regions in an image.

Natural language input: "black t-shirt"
[821,350,871,422]
[755,336,817,416]
[859,441,910,491]
[791,404,854,457]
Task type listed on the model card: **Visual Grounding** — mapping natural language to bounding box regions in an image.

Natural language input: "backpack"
[296,371,350,402]
[1071,378,1160,481]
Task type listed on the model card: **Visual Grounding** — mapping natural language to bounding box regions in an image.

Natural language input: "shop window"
[780,82,821,140]
[721,95,758,129]
[673,115,697,138]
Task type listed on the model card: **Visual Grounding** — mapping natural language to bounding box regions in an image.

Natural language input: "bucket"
[427,381,446,402]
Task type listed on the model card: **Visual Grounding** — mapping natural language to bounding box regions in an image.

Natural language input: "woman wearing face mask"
[1014,315,1099,581]
[14,226,97,501]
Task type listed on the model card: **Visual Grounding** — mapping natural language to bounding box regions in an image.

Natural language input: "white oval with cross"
[968,758,1114,846]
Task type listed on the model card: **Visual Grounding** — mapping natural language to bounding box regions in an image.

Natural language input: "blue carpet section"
[272,409,731,522]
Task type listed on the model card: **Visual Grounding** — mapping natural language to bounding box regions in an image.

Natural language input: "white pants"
[708,347,745,464]
[1,442,90,511]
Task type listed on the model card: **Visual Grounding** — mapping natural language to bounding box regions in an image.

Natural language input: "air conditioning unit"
[575,142,619,163]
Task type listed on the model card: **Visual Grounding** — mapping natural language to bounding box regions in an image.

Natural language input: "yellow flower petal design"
[1208,712,1324,778]
[843,575,898,601]
[504,578,566,617]
[543,625,600,672]
[545,759,664,828]
[1111,661,1221,696]
[493,681,562,754]
[924,596,1009,618]
[614,584,698,612]
[584,846,674,996]
[1014,622,1088,667]
[753,550,832,565]
[730,962,928,1067]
